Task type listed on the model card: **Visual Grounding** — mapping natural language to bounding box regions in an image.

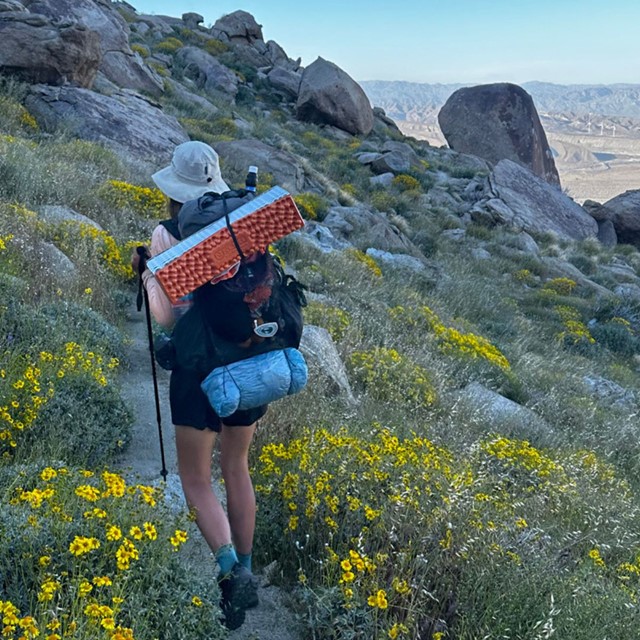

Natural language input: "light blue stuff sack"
[200,348,308,418]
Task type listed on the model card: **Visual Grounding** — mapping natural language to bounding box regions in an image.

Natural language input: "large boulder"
[455,382,552,442]
[214,139,306,194]
[299,325,356,406]
[438,83,560,187]
[486,160,598,241]
[22,0,163,96]
[603,189,640,246]
[175,47,238,100]
[211,10,299,72]
[296,57,374,136]
[25,85,187,163]
[211,10,263,43]
[267,66,301,100]
[368,141,422,175]
[0,11,101,87]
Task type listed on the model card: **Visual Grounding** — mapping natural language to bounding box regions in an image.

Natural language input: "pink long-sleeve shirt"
[141,225,183,330]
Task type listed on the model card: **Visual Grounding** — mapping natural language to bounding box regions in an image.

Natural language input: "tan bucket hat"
[152,141,230,203]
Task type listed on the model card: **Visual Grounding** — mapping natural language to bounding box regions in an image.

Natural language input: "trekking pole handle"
[136,245,151,277]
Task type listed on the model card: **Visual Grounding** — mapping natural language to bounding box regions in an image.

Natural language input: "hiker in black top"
[132,141,260,630]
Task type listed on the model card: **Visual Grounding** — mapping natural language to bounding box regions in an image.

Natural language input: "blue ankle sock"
[237,551,252,572]
[216,544,238,576]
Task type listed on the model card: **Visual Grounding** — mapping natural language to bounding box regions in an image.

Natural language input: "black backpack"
[156,190,307,372]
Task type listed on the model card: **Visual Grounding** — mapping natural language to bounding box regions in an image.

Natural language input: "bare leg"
[219,423,257,556]
[175,424,231,553]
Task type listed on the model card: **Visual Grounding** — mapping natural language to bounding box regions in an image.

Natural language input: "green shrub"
[568,253,597,276]
[293,192,329,221]
[0,465,225,639]
[303,302,352,342]
[204,39,229,56]
[253,427,640,639]
[591,318,640,358]
[130,44,149,58]
[391,174,421,192]
[369,190,397,213]
[348,346,437,409]
[154,37,184,54]
[543,277,577,296]
[178,117,239,144]
[148,62,169,77]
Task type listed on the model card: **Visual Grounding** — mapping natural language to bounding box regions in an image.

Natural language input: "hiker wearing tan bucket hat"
[152,140,230,203]
[135,141,230,327]
[132,140,262,630]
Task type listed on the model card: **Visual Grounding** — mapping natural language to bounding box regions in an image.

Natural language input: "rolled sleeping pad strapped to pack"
[146,186,304,303]
[200,347,308,417]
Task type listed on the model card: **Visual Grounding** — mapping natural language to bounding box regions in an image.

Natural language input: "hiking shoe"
[218,563,259,630]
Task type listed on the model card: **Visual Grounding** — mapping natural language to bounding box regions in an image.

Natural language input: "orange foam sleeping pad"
[148,189,304,304]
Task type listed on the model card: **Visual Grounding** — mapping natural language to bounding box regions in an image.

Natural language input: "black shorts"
[169,367,267,432]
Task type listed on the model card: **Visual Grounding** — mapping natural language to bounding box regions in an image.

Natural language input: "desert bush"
[0,465,225,640]
[0,341,126,464]
[391,174,421,192]
[253,426,640,639]
[51,220,140,282]
[390,304,511,372]
[348,346,437,409]
[369,190,398,213]
[204,39,229,56]
[590,317,640,358]
[98,180,166,219]
[345,249,382,278]
[303,302,352,342]
[543,277,577,296]
[154,37,184,54]
[178,116,239,144]
[568,253,598,275]
[293,192,329,221]
[130,43,149,58]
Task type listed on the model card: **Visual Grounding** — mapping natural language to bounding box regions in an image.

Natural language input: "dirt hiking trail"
[115,299,302,640]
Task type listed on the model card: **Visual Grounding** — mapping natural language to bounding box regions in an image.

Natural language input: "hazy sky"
[131,0,640,85]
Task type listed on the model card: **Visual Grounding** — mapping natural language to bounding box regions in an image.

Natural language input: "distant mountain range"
[361,81,640,122]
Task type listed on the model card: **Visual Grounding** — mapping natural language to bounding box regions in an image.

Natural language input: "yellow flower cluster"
[543,277,577,295]
[391,174,421,192]
[170,529,188,550]
[555,305,595,345]
[53,220,143,280]
[347,248,383,278]
[1,343,119,457]
[293,192,328,220]
[102,180,166,219]
[304,301,351,342]
[255,425,460,628]
[391,305,511,370]
[349,346,437,409]
[481,436,561,480]
[0,233,13,251]
[20,109,39,131]
[367,588,389,609]
[2,465,208,639]
[69,535,101,556]
[0,601,40,639]
[588,548,605,567]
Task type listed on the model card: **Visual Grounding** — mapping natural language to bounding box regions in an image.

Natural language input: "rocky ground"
[116,298,302,640]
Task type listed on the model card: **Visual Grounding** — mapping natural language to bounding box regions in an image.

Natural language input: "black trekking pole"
[136,247,169,481]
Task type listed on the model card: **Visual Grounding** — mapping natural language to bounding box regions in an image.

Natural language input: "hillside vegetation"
[1,7,640,640]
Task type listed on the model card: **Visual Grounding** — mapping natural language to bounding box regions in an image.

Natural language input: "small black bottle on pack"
[245,165,258,192]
